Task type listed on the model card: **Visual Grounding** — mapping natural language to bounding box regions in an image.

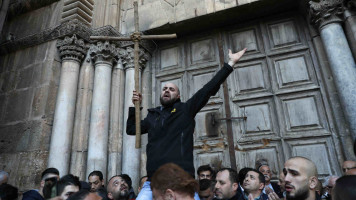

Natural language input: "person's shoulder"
[22,190,44,200]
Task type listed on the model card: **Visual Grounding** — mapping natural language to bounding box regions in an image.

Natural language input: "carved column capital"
[57,34,87,63]
[309,0,344,30]
[89,41,119,66]
[122,46,150,70]
[345,0,356,17]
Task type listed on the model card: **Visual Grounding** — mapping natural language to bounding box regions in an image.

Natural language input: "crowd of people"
[0,157,356,200]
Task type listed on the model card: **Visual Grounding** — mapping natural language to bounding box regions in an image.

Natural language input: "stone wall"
[0,1,63,191]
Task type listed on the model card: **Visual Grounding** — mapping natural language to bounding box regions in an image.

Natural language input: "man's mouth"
[285,184,294,192]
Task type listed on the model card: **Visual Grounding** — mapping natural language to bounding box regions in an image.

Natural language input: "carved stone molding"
[89,41,119,66]
[57,34,87,63]
[309,0,344,29]
[0,19,91,55]
[8,0,60,19]
[0,20,156,56]
[121,46,150,70]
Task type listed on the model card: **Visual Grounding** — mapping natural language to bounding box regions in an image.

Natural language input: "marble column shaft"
[48,35,87,175]
[87,41,118,179]
[70,52,94,180]
[107,58,125,179]
[320,24,356,139]
[344,5,356,60]
[122,46,149,191]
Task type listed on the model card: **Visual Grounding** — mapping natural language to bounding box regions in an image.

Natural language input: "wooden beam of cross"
[91,0,177,149]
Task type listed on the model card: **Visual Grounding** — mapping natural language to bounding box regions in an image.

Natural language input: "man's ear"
[259,183,265,190]
[165,189,175,200]
[309,176,318,190]
[232,182,238,191]
[40,180,45,188]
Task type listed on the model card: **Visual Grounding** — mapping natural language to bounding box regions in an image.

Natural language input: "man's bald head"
[283,156,318,200]
[290,157,318,177]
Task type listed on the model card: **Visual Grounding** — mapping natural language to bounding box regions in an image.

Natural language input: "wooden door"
[151,13,342,179]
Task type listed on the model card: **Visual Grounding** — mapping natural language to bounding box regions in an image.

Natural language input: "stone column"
[69,52,94,180]
[107,48,127,179]
[122,46,150,191]
[48,35,87,175]
[310,0,356,139]
[86,41,118,179]
[344,0,356,59]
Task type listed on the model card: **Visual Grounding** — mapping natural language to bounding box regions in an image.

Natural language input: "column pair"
[310,0,356,139]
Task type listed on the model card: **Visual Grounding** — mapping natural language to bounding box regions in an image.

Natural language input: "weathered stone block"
[0,151,49,191]
[4,89,33,122]
[0,123,26,153]
[31,85,49,118]
[16,66,35,90]
[0,71,17,92]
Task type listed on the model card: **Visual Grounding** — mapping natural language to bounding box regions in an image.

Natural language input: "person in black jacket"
[127,48,247,200]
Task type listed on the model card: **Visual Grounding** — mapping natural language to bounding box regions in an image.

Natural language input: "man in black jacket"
[127,48,246,200]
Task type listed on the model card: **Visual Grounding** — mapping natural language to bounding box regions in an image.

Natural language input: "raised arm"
[228,48,247,67]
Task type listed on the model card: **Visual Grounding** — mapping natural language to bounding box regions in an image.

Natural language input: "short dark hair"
[0,183,18,200]
[67,190,90,200]
[197,165,214,176]
[88,170,104,181]
[333,175,356,200]
[41,168,59,179]
[120,174,132,189]
[246,169,265,185]
[238,167,253,185]
[56,174,81,196]
[199,179,214,191]
[217,168,238,184]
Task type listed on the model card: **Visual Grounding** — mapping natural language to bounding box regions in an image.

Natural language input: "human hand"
[228,48,247,66]
[265,187,274,195]
[268,192,280,200]
[248,194,254,200]
[132,90,142,105]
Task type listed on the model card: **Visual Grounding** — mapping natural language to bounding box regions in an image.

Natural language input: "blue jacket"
[127,63,233,178]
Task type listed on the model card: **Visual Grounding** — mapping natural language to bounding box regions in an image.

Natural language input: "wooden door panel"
[232,97,279,141]
[230,59,272,100]
[188,37,218,66]
[263,17,308,54]
[276,91,330,136]
[269,51,319,93]
[227,25,265,61]
[285,138,340,178]
[159,46,181,69]
[235,141,284,179]
[194,103,225,140]
[194,150,229,175]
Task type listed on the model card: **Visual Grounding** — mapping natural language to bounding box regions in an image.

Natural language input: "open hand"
[228,48,247,66]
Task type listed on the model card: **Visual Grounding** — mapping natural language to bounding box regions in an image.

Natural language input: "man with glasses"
[342,160,356,175]
[22,168,60,200]
[322,175,339,200]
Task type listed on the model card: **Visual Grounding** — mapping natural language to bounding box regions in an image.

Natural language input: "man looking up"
[88,171,105,192]
[127,48,246,200]
[107,175,131,200]
[241,169,268,200]
[215,168,241,200]
[283,157,318,200]
[197,165,214,180]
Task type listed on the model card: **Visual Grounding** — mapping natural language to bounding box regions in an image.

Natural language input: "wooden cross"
[91,0,177,149]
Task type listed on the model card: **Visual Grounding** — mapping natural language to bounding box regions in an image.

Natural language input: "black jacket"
[127,63,233,178]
